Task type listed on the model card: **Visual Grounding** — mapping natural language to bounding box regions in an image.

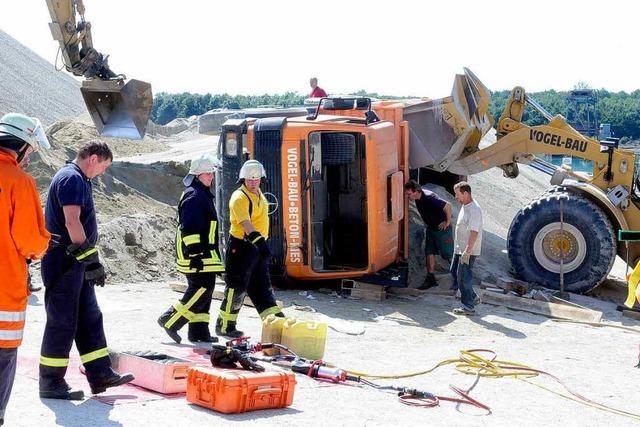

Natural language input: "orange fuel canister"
[186,366,296,414]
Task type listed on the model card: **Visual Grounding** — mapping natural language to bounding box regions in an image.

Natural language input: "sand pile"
[25,115,185,283]
[0,30,85,123]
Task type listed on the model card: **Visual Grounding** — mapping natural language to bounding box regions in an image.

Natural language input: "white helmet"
[0,113,50,151]
[239,159,266,181]
[183,153,221,186]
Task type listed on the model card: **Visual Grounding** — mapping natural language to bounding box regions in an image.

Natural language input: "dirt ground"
[8,278,640,427]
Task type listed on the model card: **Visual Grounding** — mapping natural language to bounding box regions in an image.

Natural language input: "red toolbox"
[186,366,296,414]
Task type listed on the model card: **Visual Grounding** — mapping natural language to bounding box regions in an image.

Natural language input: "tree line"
[152,89,640,141]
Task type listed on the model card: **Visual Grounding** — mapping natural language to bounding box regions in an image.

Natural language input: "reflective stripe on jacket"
[0,150,50,347]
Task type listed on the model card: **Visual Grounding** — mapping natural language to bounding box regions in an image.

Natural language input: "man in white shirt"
[451,181,483,315]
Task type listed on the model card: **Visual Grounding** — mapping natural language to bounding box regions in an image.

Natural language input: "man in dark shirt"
[39,141,133,400]
[405,180,453,289]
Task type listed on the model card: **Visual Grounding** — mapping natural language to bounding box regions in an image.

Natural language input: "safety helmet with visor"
[238,159,266,182]
[183,153,221,186]
[0,113,51,150]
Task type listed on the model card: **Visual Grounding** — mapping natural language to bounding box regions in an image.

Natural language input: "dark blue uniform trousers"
[40,253,110,383]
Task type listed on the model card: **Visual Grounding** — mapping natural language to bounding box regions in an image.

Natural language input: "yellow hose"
[344,349,640,421]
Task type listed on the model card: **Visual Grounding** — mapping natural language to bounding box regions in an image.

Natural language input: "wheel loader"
[217,68,639,293]
[45,0,153,139]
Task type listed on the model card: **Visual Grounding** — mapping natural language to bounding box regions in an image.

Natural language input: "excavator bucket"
[81,79,153,140]
[402,68,492,171]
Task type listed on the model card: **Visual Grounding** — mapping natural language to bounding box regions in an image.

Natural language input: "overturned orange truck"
[217,69,640,293]
[216,69,491,286]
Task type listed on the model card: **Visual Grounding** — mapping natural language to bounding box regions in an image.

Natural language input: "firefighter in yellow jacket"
[0,113,51,426]
[216,160,283,338]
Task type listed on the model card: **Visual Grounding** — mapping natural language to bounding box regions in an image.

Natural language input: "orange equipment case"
[186,366,296,414]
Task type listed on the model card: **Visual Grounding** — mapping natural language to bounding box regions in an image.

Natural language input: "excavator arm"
[45,0,153,139]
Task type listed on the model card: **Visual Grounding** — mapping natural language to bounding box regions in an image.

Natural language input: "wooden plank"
[169,282,282,308]
[388,287,427,297]
[350,288,386,302]
[479,289,602,323]
[623,310,640,321]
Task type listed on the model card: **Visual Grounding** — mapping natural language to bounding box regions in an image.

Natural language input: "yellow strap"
[80,347,109,364]
[176,264,225,274]
[165,287,207,329]
[208,221,217,246]
[182,234,201,246]
[219,288,237,331]
[40,356,69,367]
[259,306,282,320]
[76,247,98,261]
[190,313,210,323]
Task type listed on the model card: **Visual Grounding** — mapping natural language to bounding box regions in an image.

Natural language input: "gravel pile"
[0,30,85,123]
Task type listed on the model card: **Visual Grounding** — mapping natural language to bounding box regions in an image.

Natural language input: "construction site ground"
[9,273,640,427]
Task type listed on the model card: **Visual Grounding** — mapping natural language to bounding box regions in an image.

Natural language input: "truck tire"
[507,192,615,293]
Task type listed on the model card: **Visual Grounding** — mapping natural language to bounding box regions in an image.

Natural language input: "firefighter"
[39,141,134,400]
[158,154,224,343]
[0,113,51,426]
[216,159,284,338]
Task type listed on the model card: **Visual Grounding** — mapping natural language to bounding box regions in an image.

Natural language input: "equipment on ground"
[186,365,296,414]
[217,68,640,293]
[45,0,152,139]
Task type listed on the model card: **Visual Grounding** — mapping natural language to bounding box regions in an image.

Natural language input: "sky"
[1,0,638,98]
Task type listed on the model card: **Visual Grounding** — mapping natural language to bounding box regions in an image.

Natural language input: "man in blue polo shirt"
[39,141,133,400]
[405,180,453,290]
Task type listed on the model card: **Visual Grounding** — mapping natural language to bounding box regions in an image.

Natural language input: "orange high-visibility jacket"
[0,150,50,348]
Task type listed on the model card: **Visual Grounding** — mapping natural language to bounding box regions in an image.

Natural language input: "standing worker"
[404,180,453,289]
[309,77,328,98]
[216,160,284,338]
[158,154,224,343]
[451,181,483,315]
[0,113,51,426]
[39,141,134,400]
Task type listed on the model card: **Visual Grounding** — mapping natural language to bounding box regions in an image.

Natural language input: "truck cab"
[217,99,409,283]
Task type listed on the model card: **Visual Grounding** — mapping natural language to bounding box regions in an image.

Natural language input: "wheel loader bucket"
[80,79,153,140]
[402,68,492,171]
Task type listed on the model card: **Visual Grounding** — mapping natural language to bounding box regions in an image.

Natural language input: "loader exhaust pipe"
[81,79,153,140]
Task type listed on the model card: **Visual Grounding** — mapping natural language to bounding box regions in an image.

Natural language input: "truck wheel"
[507,192,615,293]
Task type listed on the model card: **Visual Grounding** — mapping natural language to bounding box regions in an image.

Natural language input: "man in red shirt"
[309,77,328,98]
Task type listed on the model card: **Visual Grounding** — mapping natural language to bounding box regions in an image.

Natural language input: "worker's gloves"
[84,262,106,287]
[67,241,100,264]
[189,257,205,273]
[67,241,106,286]
[460,251,471,265]
[210,345,264,372]
[186,242,205,258]
[248,231,271,260]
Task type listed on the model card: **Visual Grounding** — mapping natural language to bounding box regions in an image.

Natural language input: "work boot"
[188,323,219,343]
[39,378,85,400]
[157,315,181,344]
[89,368,135,395]
[215,319,244,339]
[417,273,438,290]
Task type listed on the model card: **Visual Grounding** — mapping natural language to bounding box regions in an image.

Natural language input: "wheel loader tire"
[507,192,616,294]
